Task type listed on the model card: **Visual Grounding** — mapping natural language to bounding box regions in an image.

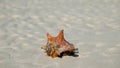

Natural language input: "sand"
[0,0,120,68]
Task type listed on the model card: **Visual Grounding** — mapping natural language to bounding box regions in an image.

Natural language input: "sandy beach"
[0,0,120,68]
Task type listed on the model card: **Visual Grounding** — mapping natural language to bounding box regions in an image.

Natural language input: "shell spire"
[56,29,64,41]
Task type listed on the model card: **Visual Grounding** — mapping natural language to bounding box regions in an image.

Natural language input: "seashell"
[41,30,77,58]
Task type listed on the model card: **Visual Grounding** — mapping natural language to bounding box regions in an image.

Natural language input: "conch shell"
[41,30,76,58]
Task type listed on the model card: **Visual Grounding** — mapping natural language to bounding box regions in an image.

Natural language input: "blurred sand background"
[0,0,120,68]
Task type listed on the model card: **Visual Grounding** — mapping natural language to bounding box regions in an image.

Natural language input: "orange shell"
[41,30,76,58]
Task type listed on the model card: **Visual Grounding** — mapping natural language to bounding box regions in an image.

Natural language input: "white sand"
[0,0,120,68]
